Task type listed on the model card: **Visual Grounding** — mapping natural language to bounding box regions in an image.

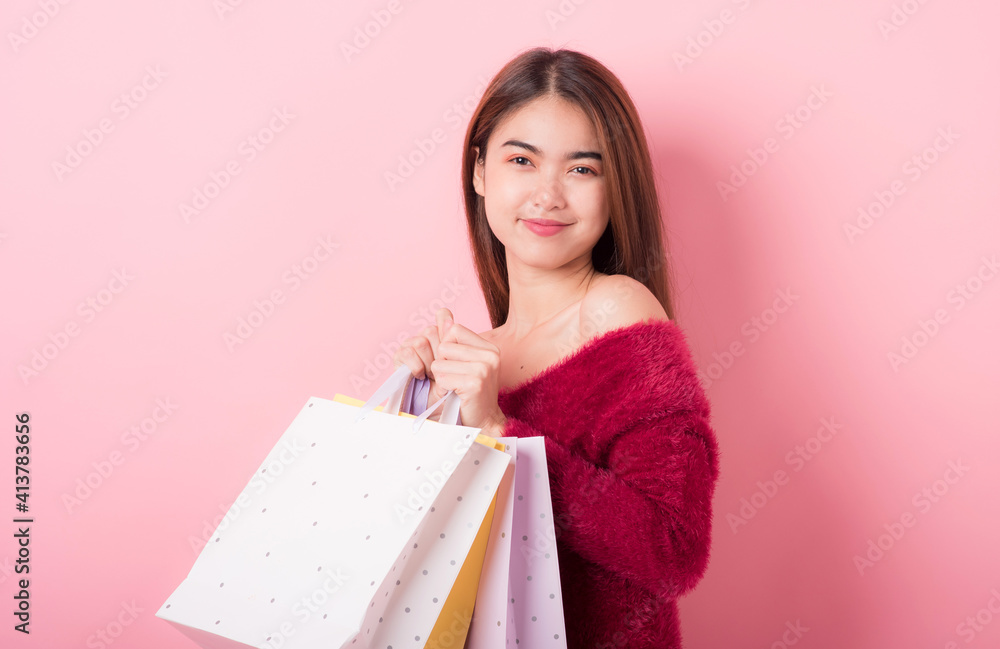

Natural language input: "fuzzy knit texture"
[406,318,719,648]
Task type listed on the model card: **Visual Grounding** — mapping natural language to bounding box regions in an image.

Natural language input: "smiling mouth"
[521,218,570,226]
[520,218,571,237]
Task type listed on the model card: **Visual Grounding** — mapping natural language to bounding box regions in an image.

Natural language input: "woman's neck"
[502,257,602,341]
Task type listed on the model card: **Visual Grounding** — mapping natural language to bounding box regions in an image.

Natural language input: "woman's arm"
[502,407,719,599]
[418,303,718,596]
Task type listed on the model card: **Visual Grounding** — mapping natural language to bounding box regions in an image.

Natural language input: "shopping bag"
[332,391,507,649]
[156,365,510,649]
[329,383,513,649]
[465,438,517,648]
[466,436,568,648]
[509,436,568,645]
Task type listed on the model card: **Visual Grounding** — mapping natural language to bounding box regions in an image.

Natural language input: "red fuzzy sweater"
[496,318,720,648]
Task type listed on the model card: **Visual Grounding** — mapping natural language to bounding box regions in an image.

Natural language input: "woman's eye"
[509,158,596,175]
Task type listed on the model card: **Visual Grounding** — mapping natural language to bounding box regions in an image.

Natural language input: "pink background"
[2,1,999,647]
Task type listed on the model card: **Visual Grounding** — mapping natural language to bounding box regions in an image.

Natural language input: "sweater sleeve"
[502,408,718,599]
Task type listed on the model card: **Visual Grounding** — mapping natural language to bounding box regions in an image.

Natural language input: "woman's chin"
[507,251,579,272]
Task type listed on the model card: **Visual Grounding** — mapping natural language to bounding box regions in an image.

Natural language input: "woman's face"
[472,95,609,274]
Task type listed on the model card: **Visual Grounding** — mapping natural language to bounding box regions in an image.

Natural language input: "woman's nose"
[532,177,566,208]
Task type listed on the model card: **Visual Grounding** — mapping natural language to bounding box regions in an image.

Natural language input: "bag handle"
[354,365,412,423]
[412,389,462,432]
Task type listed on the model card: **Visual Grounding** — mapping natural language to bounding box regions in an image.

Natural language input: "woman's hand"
[392,318,451,417]
[428,308,508,437]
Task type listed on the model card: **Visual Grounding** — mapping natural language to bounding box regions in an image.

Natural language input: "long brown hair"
[461,47,675,328]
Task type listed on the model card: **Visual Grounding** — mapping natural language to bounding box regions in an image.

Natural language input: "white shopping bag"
[465,436,568,648]
[157,366,509,649]
[509,437,567,646]
[465,438,517,648]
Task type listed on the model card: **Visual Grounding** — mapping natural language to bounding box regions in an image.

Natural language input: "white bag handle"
[412,389,461,432]
[354,365,413,423]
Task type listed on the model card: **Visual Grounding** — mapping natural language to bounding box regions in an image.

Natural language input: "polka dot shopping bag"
[465,436,569,648]
[156,365,512,648]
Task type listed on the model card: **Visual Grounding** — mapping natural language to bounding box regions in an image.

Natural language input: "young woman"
[392,47,719,649]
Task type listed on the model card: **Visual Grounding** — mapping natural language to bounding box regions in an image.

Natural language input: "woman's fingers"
[436,308,454,342]
[420,326,442,377]
[438,322,500,356]
[393,330,438,379]
[393,345,426,379]
[394,312,493,394]
[431,341,500,372]
[427,379,450,409]
[440,321,488,346]
[430,357,496,382]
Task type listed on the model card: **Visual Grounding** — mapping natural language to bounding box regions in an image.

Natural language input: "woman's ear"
[472,146,485,197]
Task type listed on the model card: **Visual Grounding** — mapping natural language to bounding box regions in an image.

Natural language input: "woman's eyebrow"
[500,139,602,162]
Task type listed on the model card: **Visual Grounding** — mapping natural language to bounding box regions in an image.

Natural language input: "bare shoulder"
[579,273,669,337]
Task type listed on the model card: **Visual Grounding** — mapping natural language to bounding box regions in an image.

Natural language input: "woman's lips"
[521,218,570,237]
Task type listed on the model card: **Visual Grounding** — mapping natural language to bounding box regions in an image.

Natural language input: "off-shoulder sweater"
[402,318,720,648]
